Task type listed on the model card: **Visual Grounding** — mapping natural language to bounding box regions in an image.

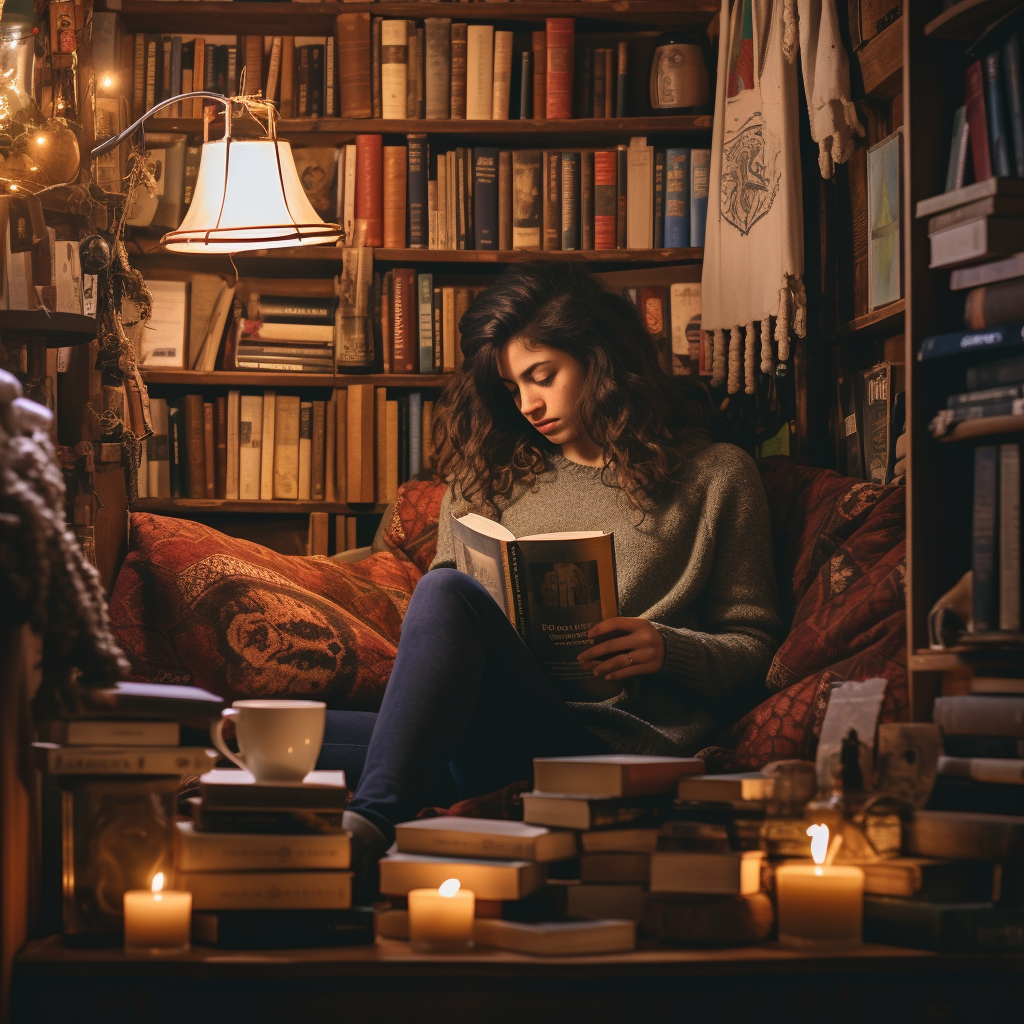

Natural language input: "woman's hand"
[577,617,665,682]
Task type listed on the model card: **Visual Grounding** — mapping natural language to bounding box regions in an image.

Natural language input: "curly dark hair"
[431,262,713,513]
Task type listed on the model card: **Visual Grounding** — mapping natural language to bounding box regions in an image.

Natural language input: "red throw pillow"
[380,478,446,573]
[108,514,423,709]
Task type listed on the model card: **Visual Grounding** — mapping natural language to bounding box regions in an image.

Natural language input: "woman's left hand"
[578,617,665,681]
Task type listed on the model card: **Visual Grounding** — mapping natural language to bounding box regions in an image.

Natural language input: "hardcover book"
[175,820,351,872]
[533,755,703,798]
[450,513,618,689]
[379,852,546,901]
[394,817,578,863]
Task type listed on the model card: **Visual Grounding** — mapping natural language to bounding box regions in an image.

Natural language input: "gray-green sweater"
[429,438,785,756]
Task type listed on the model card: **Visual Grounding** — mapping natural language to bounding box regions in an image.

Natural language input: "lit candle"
[776,824,864,949]
[123,872,192,955]
[407,878,475,953]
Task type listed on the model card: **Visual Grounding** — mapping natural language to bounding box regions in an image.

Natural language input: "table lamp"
[91,91,343,254]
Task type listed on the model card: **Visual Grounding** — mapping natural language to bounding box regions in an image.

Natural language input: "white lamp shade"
[161,138,342,253]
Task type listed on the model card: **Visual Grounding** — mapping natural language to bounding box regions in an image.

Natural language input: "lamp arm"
[90,92,233,158]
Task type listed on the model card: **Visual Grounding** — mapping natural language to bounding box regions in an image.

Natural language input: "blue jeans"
[316,568,610,842]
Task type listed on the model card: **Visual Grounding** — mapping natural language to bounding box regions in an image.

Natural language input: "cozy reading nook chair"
[107,457,907,785]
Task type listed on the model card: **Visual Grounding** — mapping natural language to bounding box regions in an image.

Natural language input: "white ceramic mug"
[209,700,326,783]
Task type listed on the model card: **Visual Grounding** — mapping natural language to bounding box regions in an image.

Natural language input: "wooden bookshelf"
[132,498,386,515]
[0,311,97,346]
[855,17,903,98]
[140,369,450,388]
[923,0,1023,40]
[938,414,1024,443]
[372,248,704,265]
[830,299,906,342]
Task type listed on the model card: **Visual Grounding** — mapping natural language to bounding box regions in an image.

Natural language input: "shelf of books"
[905,4,1024,724]
[100,0,716,553]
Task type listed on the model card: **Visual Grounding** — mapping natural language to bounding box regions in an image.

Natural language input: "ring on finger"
[626,652,633,666]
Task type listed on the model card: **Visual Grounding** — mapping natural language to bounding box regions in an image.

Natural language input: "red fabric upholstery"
[108,513,421,709]
[108,460,907,791]
[696,457,907,772]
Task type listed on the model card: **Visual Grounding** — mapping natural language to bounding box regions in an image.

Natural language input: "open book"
[450,513,619,690]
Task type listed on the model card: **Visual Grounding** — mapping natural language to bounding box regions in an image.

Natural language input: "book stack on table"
[30,682,224,943]
[182,769,372,948]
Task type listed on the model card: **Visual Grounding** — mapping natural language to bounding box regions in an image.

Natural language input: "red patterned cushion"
[108,513,423,709]
[697,458,907,772]
[380,478,446,573]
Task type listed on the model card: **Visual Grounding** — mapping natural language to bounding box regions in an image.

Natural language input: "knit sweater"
[429,438,785,756]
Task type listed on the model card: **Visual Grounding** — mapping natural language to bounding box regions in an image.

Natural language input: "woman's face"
[496,337,589,446]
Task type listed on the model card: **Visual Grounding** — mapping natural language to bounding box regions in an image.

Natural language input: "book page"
[450,513,511,615]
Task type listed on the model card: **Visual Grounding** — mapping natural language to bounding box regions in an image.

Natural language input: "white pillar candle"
[407,878,475,952]
[123,873,192,954]
[776,824,864,949]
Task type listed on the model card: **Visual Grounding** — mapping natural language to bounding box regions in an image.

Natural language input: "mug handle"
[209,708,249,772]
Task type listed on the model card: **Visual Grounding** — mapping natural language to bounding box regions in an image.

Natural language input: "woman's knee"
[405,568,492,624]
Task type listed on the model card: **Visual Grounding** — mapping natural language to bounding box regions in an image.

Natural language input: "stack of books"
[31,682,224,943]
[234,295,337,375]
[181,768,371,948]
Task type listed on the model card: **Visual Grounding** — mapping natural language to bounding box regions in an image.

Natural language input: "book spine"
[383,145,408,249]
[309,45,324,118]
[177,871,352,912]
[409,391,422,478]
[664,148,690,248]
[170,36,183,116]
[243,35,263,100]
[450,23,468,120]
[545,18,574,119]
[256,298,335,324]
[972,445,1000,632]
[371,17,382,119]
[543,151,561,250]
[280,36,294,118]
[561,151,580,251]
[616,145,628,249]
[311,400,326,501]
[690,149,710,248]
[581,150,594,250]
[182,143,201,211]
[424,18,451,120]
[492,31,513,120]
[965,61,993,183]
[265,36,282,106]
[966,281,1024,330]
[392,268,416,374]
[604,48,614,118]
[442,285,456,371]
[214,396,228,499]
[577,47,592,123]
[273,395,300,500]
[407,134,428,249]
[593,48,606,119]
[297,45,310,117]
[433,287,443,371]
[298,401,312,500]
[382,270,393,371]
[616,42,628,118]
[532,31,546,119]
[354,135,384,248]
[133,34,145,117]
[337,14,371,119]
[519,51,532,120]
[594,151,617,250]
[1004,36,1024,178]
[183,394,206,499]
[325,35,335,117]
[147,398,170,497]
[983,53,1013,178]
[385,398,399,501]
[145,35,159,112]
[498,150,512,251]
[653,148,666,249]
[1000,443,1022,631]
[417,274,433,374]
[259,390,276,500]
[225,390,240,500]
[398,395,410,485]
[920,320,1024,360]
[38,746,216,775]
[456,147,468,250]
[473,147,499,250]
[381,20,408,121]
[226,44,238,98]
[466,25,494,121]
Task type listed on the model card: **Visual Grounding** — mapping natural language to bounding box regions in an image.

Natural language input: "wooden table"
[12,934,1024,1023]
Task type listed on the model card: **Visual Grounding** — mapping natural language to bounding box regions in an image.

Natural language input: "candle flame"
[438,878,461,898]
[807,823,829,866]
[151,872,165,893]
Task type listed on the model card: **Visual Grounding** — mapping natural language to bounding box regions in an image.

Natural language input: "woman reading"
[322,263,784,882]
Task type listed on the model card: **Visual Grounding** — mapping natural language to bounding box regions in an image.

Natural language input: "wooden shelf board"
[132,498,387,515]
[938,414,1024,442]
[373,247,703,264]
[121,115,712,139]
[857,17,903,98]
[108,1,719,33]
[830,299,906,341]
[924,0,1022,39]
[140,370,449,388]
[0,310,97,346]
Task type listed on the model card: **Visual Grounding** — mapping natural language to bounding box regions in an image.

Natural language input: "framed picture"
[867,129,903,310]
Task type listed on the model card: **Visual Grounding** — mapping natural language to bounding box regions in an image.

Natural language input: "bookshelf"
[903,4,1024,719]
[102,0,716,555]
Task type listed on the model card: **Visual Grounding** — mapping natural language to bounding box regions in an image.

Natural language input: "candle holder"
[407,879,475,953]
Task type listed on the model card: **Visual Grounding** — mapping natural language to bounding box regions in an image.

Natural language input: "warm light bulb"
[8,184,17,192]
[807,823,829,866]
[438,879,461,898]
[152,872,165,893]
[35,135,45,145]
[102,75,113,88]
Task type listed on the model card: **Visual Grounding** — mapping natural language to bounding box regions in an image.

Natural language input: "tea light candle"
[123,873,192,955]
[776,825,864,949]
[407,878,475,952]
